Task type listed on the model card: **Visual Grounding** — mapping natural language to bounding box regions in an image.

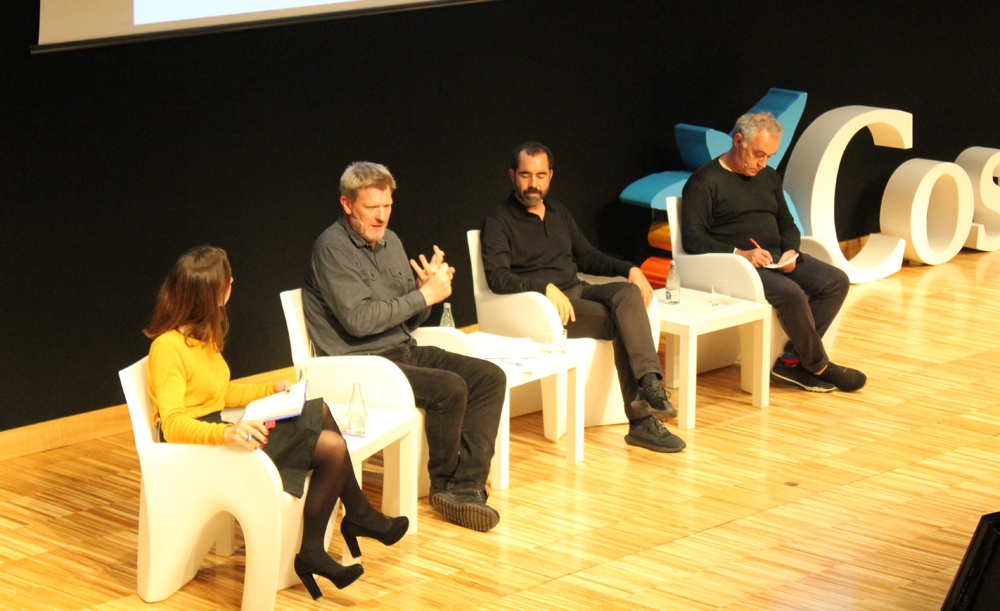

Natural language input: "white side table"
[655,288,772,429]
[467,331,583,490]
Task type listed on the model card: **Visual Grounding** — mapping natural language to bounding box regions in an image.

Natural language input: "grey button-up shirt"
[303,219,430,356]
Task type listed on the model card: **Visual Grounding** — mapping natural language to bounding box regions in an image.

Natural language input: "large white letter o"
[880,159,974,265]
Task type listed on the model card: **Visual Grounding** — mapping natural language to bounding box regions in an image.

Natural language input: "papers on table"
[473,335,548,372]
[473,336,543,359]
[243,379,307,422]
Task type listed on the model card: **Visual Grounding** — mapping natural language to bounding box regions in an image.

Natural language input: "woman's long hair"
[144,245,232,351]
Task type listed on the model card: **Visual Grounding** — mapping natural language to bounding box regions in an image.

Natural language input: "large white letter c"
[784,106,912,283]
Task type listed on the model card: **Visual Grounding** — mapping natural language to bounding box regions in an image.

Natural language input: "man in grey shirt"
[303,161,506,532]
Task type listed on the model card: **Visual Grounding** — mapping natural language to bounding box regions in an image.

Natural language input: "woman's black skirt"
[258,397,325,498]
[179,397,326,498]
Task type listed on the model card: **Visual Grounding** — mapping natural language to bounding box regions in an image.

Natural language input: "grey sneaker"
[770,359,835,392]
[430,489,500,532]
[624,416,686,453]
[631,380,677,419]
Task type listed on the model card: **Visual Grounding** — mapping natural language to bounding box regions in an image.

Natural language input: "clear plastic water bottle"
[348,382,367,435]
[440,302,455,328]
[664,261,680,304]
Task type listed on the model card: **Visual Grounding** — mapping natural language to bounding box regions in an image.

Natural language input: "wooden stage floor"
[2,249,1000,609]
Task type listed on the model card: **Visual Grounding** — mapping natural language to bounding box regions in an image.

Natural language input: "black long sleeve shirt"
[680,160,801,260]
[481,193,633,294]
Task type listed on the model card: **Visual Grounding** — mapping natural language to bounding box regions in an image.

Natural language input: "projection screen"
[35,0,482,52]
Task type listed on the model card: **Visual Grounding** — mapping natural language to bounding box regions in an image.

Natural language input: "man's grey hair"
[733,111,784,145]
[340,161,397,200]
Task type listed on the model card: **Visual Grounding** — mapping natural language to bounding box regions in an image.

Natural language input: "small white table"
[655,288,772,429]
[466,331,583,490]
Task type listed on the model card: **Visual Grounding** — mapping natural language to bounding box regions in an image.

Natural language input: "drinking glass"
[544,328,567,354]
[711,280,732,306]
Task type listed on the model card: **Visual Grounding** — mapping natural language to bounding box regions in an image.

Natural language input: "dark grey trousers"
[756,253,850,372]
[564,281,662,420]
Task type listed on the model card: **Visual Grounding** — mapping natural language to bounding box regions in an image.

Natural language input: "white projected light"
[135,0,356,25]
[36,0,466,50]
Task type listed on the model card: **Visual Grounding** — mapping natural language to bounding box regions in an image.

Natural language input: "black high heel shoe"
[293,553,364,600]
[341,515,410,558]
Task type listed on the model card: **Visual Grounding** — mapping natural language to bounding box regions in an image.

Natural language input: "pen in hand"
[747,238,775,267]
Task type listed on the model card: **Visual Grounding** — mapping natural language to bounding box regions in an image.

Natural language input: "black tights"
[298,406,389,558]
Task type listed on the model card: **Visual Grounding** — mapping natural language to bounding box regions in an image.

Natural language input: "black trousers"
[381,344,506,493]
[564,281,662,420]
[756,253,850,372]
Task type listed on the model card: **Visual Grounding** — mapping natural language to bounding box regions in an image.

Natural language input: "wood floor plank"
[2,249,1000,609]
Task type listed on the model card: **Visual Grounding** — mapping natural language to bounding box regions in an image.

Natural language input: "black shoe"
[816,362,867,392]
[631,380,677,419]
[770,359,835,392]
[293,553,364,600]
[430,488,500,532]
[624,416,686,453]
[341,514,409,558]
[428,481,450,500]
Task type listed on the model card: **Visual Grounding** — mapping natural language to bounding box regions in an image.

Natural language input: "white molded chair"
[467,229,661,440]
[120,357,327,611]
[280,289,476,497]
[665,195,842,379]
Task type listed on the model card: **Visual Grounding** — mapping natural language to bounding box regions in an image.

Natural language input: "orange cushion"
[640,256,672,289]
[647,221,672,251]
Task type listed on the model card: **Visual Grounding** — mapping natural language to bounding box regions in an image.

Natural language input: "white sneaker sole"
[770,370,835,393]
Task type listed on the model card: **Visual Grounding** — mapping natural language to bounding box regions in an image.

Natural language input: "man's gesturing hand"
[411,245,455,305]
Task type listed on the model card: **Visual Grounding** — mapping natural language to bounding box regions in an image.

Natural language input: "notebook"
[243,379,307,422]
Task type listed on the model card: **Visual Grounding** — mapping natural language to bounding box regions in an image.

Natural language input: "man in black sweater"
[681,112,866,393]
[481,142,685,453]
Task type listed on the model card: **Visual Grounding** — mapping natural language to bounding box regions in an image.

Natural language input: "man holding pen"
[680,112,866,393]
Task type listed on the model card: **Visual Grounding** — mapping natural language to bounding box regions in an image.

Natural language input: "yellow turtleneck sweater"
[148,330,275,444]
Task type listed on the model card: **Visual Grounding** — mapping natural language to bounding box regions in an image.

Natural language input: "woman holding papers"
[144,245,407,599]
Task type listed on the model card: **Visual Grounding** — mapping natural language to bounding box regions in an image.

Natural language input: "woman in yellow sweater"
[145,245,407,600]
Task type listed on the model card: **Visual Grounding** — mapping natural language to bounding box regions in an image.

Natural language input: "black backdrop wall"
[2,0,998,430]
